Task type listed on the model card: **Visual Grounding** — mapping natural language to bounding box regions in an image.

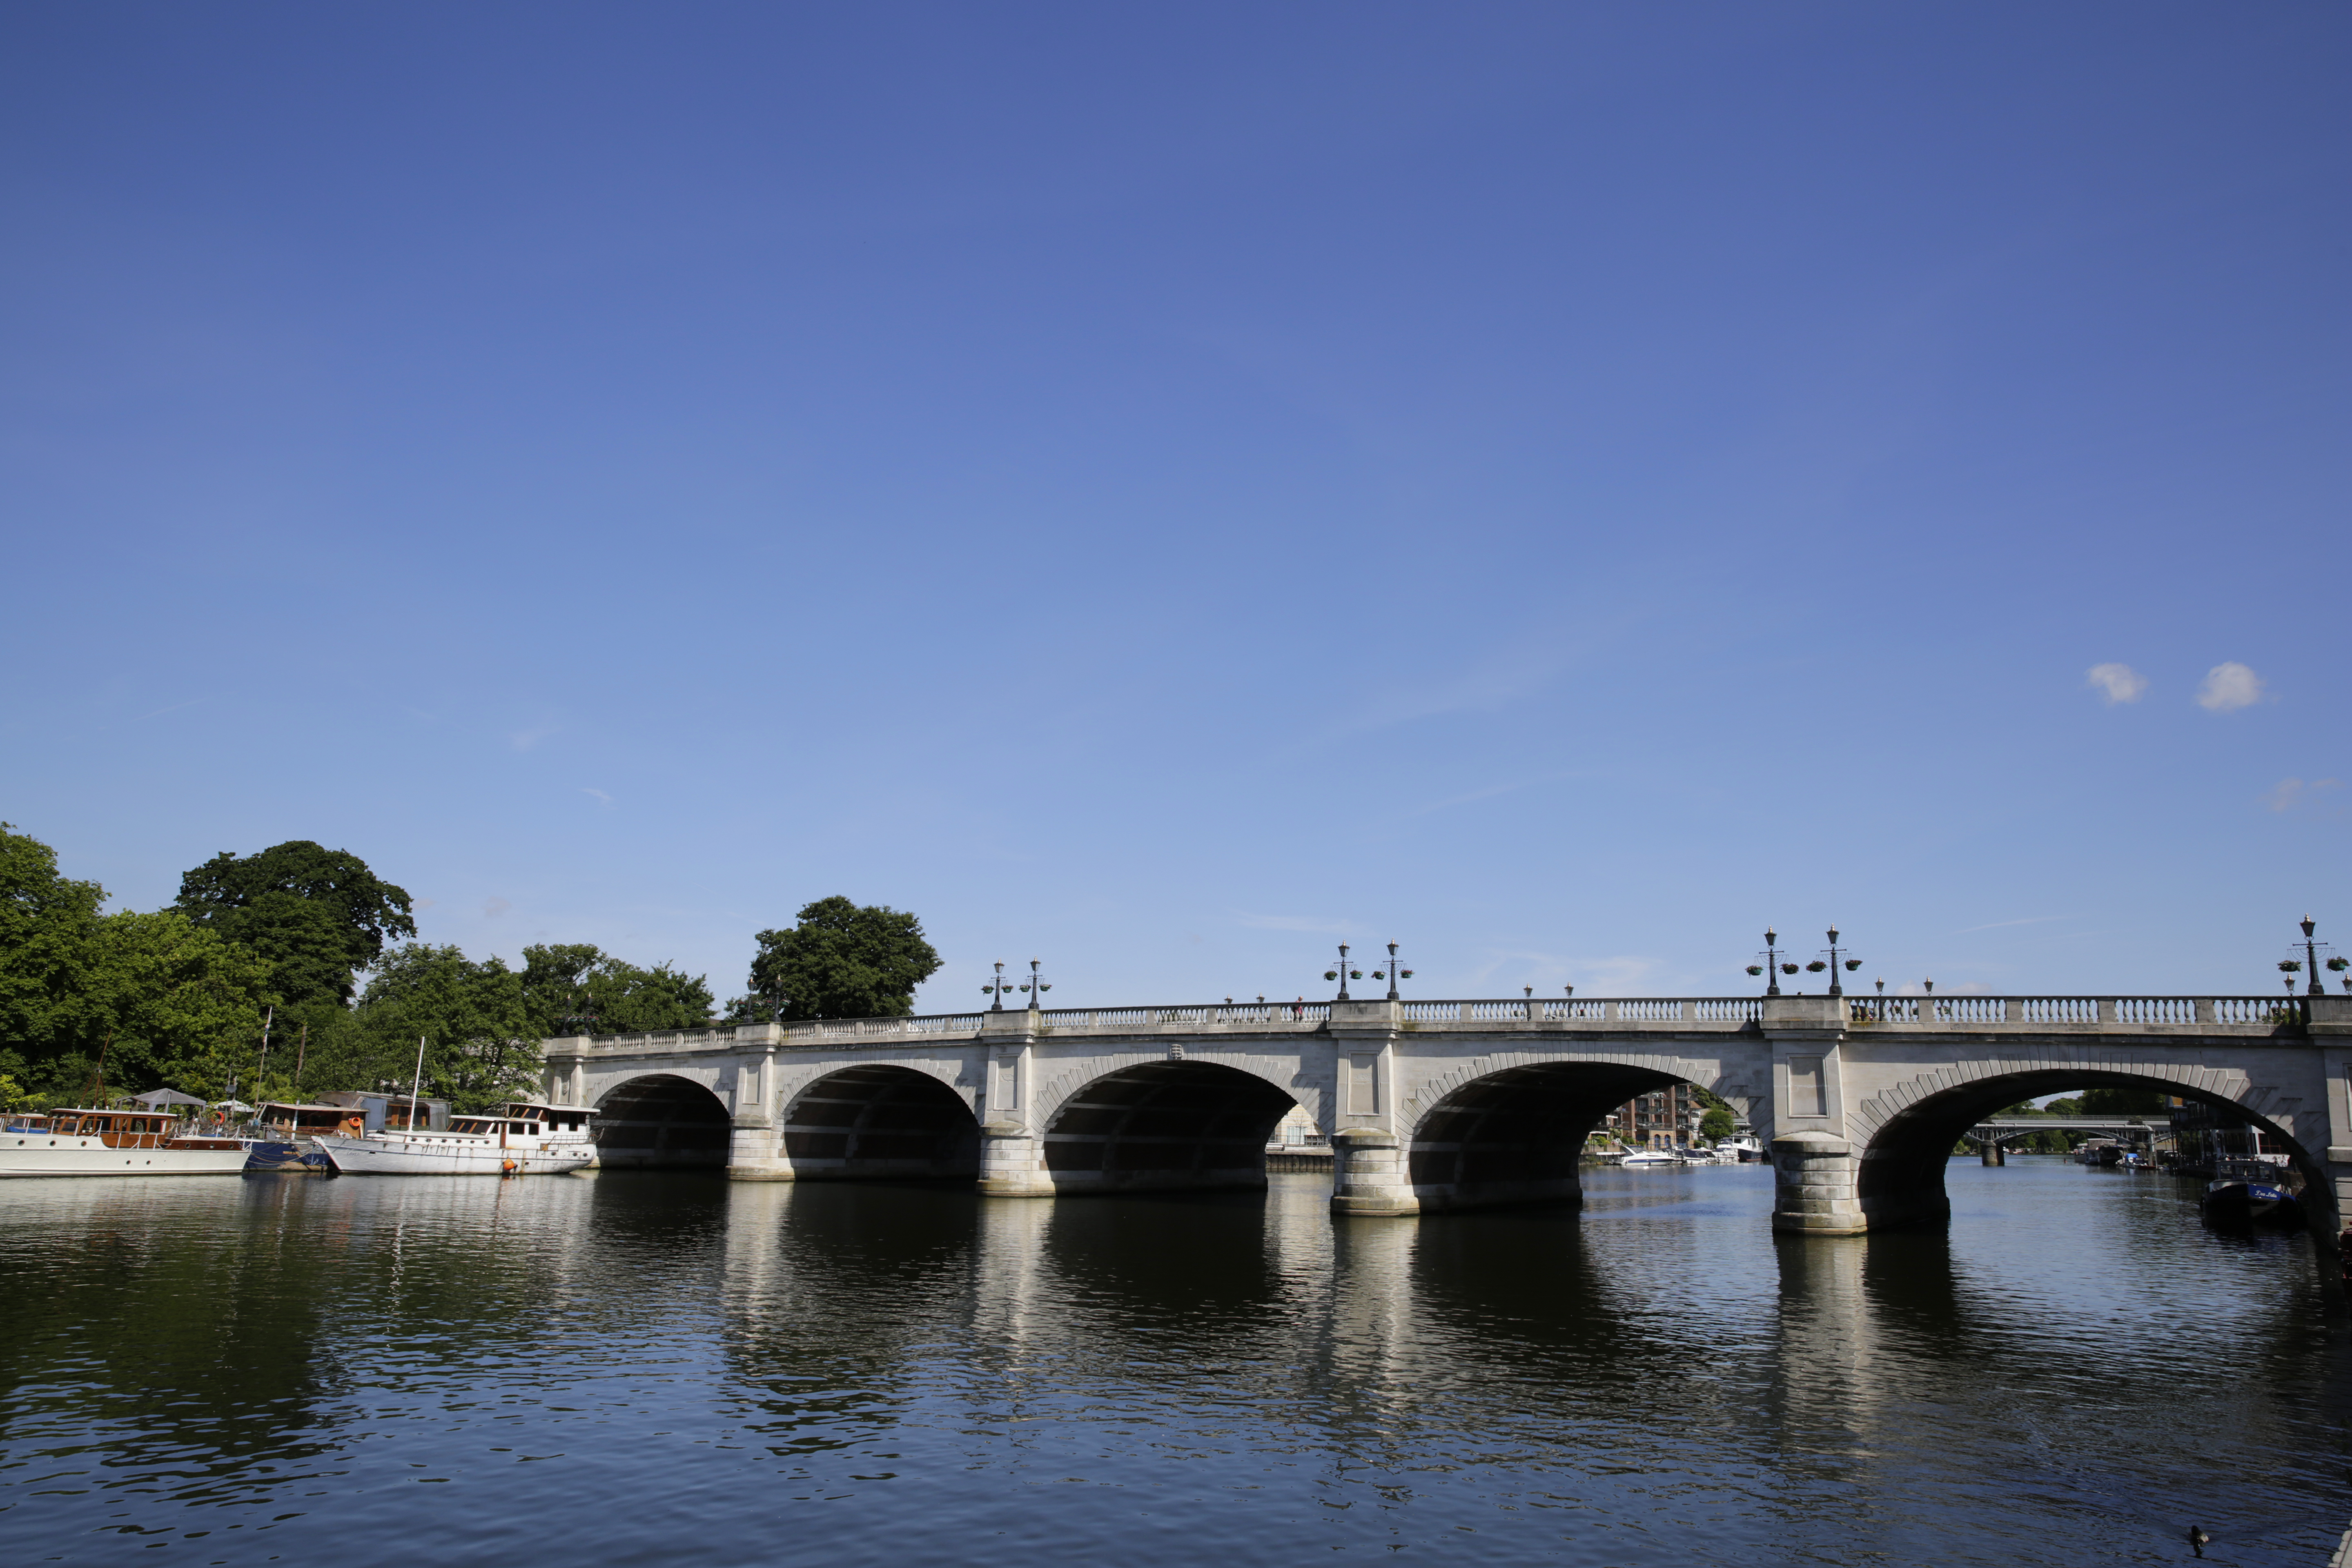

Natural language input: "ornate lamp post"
[2280,916,2334,998]
[1806,927,1864,998]
[1747,928,1798,996]
[1018,958,1051,1009]
[1323,943,1362,1001]
[981,961,1016,1011]
[1368,941,1413,1000]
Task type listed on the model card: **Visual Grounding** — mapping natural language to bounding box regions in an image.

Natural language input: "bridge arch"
[592,1072,734,1169]
[1853,1066,2330,1233]
[1403,1056,1758,1212]
[1037,1058,1299,1194]
[780,1065,980,1182]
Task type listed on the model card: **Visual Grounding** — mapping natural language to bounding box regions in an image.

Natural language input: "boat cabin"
[257,1101,370,1138]
[449,1113,557,1137]
[312,1089,450,1133]
[2,1113,49,1134]
[494,1101,595,1132]
[45,1109,192,1148]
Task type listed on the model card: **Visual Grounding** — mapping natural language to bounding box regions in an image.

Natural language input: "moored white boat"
[314,1101,598,1176]
[0,1108,249,1177]
[1619,1147,1681,1168]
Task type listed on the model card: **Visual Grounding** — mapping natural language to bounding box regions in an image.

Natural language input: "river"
[1,1159,2345,1565]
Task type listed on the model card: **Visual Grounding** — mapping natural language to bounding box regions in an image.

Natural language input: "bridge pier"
[726,1112,790,1180]
[1980,1141,2004,1166]
[1330,1129,1418,1216]
[977,1122,1053,1198]
[1771,1131,1866,1234]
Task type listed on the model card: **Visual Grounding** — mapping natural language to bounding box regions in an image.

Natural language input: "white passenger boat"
[314,1101,599,1176]
[1715,1133,1767,1163]
[1619,1148,1681,1168]
[0,1108,250,1177]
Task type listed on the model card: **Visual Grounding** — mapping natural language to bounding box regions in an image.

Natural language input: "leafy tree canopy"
[349,943,536,1111]
[1699,1106,1736,1140]
[735,896,941,1021]
[2077,1085,2172,1116]
[0,822,109,1063]
[521,944,715,1038]
[175,841,416,1006]
[0,825,274,1104]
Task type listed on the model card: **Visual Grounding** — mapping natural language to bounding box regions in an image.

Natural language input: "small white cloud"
[581,787,613,807]
[2196,662,2266,712]
[2265,777,2344,813]
[483,897,512,918]
[413,898,437,911]
[2085,663,2146,705]
[510,724,558,751]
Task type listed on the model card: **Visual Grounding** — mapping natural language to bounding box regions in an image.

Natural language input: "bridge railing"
[782,1013,989,1042]
[1040,1002,1334,1028]
[1847,996,2288,1027]
[1399,998,1764,1023]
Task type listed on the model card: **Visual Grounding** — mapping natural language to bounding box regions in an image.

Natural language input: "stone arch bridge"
[544,992,2352,1258]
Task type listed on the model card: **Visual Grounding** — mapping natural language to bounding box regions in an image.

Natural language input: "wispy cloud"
[2196,662,2266,712]
[483,896,512,918]
[1233,912,1354,934]
[581,787,613,807]
[2265,777,2343,813]
[1956,914,2076,934]
[135,695,212,722]
[2085,663,2146,705]
[510,722,559,751]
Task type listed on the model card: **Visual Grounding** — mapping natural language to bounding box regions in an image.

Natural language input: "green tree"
[350,944,535,1110]
[734,896,941,1021]
[1699,1107,1735,1140]
[520,943,715,1037]
[174,841,416,1007]
[2078,1085,2171,1116]
[81,909,273,1101]
[0,822,110,1072]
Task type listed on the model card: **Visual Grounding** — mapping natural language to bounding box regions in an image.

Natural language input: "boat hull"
[2201,1180,2304,1230]
[312,1133,597,1176]
[244,1140,337,1174]
[0,1132,250,1177]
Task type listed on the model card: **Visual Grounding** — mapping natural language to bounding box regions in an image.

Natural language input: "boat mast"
[408,1035,427,1131]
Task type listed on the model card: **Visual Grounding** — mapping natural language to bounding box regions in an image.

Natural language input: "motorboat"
[1715,1133,1766,1163]
[1619,1148,1681,1169]
[2201,1158,2303,1230]
[313,1100,599,1176]
[245,1102,361,1173]
[2075,1139,2124,1167]
[0,1108,249,1177]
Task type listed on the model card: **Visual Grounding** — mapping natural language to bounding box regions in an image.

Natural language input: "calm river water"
[2,1160,2345,1566]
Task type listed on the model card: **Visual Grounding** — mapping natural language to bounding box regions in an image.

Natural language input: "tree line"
[0,824,941,1112]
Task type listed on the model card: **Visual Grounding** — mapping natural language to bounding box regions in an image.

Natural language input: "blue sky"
[3,3,2346,1010]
